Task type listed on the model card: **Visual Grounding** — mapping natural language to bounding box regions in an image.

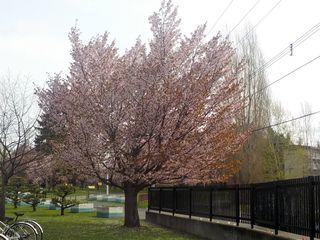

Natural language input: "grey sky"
[1,0,320,141]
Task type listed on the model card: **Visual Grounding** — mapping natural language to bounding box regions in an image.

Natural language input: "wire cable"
[252,110,320,132]
[249,54,320,99]
[237,0,283,45]
[264,21,320,67]
[262,22,320,71]
[207,0,234,35]
[228,0,261,36]
[242,20,320,86]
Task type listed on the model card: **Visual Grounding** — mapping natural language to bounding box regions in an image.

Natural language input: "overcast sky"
[1,0,320,142]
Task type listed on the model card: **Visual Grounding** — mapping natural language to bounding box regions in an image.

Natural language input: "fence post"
[236,185,240,226]
[189,187,192,219]
[209,188,213,222]
[274,182,279,235]
[159,188,162,214]
[309,176,315,240]
[172,187,176,216]
[250,184,255,229]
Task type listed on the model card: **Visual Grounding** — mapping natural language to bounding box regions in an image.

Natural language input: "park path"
[139,208,147,220]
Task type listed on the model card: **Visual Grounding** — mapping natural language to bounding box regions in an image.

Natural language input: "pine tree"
[35,113,58,155]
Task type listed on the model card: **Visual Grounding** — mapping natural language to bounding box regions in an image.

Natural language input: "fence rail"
[148,176,320,240]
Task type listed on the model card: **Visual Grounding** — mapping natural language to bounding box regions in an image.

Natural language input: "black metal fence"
[148,176,320,240]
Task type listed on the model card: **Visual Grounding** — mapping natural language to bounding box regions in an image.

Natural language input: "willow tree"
[233,26,271,183]
[37,0,248,227]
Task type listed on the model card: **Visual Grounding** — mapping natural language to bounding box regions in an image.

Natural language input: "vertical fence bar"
[189,187,192,219]
[236,185,240,226]
[172,187,176,216]
[250,184,255,229]
[147,187,150,212]
[309,176,315,240]
[274,182,279,235]
[209,188,213,222]
[159,188,162,214]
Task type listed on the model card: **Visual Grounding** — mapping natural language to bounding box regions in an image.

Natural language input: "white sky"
[1,0,320,142]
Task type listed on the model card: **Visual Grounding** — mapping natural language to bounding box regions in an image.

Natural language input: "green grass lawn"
[5,205,201,240]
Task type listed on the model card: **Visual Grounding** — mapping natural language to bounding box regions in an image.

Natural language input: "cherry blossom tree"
[29,110,88,189]
[37,0,248,227]
[26,155,66,188]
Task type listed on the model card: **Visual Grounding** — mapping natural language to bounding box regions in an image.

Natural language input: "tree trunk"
[124,186,140,227]
[61,207,65,216]
[0,176,6,221]
[32,205,36,211]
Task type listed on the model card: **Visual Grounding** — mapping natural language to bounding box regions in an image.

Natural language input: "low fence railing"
[148,176,320,240]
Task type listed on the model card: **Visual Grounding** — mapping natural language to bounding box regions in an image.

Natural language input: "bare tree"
[0,75,41,220]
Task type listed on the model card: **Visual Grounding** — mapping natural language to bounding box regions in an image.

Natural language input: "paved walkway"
[138,208,147,220]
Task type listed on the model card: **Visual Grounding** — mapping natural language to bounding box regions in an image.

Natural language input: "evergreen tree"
[35,113,57,155]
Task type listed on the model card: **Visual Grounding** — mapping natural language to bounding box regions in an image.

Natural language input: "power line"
[221,22,320,113]
[228,0,261,36]
[261,21,320,71]
[207,0,234,35]
[205,5,320,115]
[237,0,283,45]
[249,54,320,98]
[252,110,320,132]
[242,20,320,87]
[268,21,320,65]
[225,8,320,133]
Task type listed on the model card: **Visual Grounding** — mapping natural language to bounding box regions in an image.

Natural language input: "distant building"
[284,145,320,179]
